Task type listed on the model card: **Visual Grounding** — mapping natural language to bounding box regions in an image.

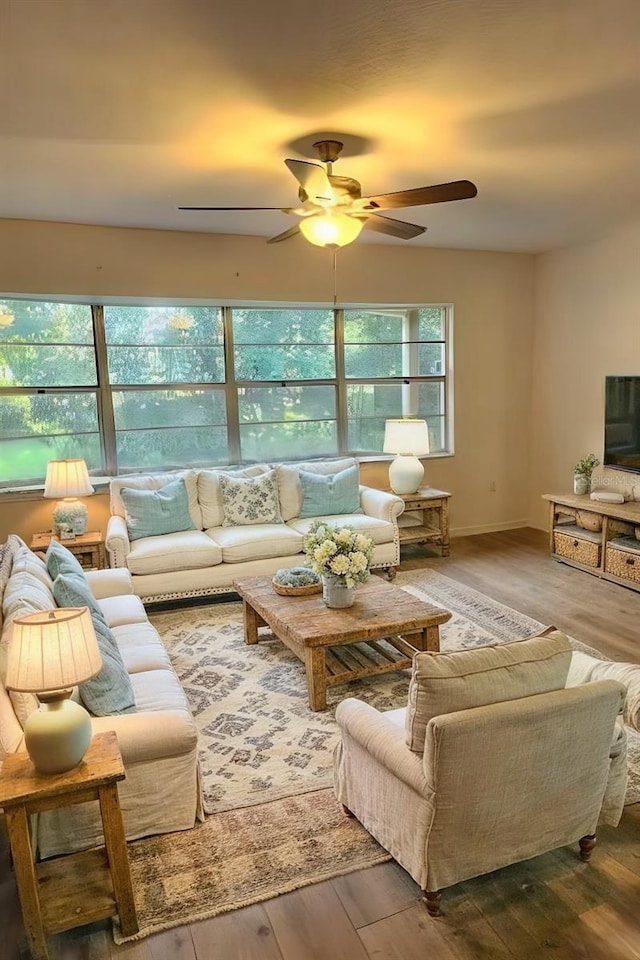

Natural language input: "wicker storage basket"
[605,545,640,584]
[553,530,601,567]
[272,580,322,597]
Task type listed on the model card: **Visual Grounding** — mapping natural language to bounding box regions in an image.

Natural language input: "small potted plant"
[573,453,600,495]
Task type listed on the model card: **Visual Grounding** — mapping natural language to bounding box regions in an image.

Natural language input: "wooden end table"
[396,487,451,557]
[0,731,138,960]
[30,530,106,570]
[234,576,452,711]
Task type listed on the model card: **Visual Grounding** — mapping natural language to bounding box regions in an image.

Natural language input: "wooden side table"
[30,530,105,570]
[0,731,138,960]
[396,487,451,557]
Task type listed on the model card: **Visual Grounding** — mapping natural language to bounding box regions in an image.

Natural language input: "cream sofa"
[0,536,203,858]
[105,458,405,604]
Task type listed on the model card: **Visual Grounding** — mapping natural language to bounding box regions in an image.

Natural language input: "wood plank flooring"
[3,528,639,960]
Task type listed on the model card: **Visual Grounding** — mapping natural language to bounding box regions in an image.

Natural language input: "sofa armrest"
[335,698,429,795]
[567,650,640,731]
[359,485,405,523]
[106,514,130,567]
[90,710,198,764]
[85,567,134,599]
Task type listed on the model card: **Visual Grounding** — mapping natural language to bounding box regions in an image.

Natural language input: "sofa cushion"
[299,464,363,519]
[121,476,196,541]
[288,513,394,546]
[206,524,303,563]
[220,470,282,526]
[98,594,148,629]
[405,631,573,752]
[46,540,85,580]
[129,667,194,715]
[126,530,223,576]
[111,469,202,530]
[276,458,358,522]
[111,621,173,673]
[198,464,270,528]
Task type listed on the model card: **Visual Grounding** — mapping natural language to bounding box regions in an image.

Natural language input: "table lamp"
[383,419,430,494]
[5,607,102,774]
[44,458,95,535]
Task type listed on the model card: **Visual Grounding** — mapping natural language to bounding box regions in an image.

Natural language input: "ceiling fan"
[179,140,477,248]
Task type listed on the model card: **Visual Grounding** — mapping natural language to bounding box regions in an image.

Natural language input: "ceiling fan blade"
[362,214,426,240]
[266,223,301,244]
[364,180,478,210]
[179,206,291,211]
[285,159,334,204]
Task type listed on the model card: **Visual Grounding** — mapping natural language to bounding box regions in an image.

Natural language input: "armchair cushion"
[405,631,573,752]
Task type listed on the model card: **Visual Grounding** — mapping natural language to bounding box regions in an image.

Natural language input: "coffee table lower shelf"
[323,635,420,688]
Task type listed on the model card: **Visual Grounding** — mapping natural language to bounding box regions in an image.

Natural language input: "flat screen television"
[604,375,640,474]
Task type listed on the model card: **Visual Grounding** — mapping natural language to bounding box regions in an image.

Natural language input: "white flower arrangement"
[303,520,375,589]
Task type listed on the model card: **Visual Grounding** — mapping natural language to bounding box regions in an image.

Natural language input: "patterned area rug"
[115,569,640,942]
[148,568,640,815]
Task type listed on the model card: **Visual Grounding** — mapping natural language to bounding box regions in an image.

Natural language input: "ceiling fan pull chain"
[333,249,338,307]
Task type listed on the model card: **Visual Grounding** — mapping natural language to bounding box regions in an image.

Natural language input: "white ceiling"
[1,0,640,253]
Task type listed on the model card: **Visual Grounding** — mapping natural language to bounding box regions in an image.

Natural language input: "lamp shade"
[299,212,364,248]
[44,459,95,499]
[6,607,102,694]
[383,419,430,456]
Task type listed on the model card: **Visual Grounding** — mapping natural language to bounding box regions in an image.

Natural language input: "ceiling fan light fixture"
[299,211,364,248]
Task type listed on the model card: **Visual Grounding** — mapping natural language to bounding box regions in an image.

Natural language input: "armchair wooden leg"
[341,804,355,818]
[579,834,597,862]
[386,566,397,581]
[422,889,442,916]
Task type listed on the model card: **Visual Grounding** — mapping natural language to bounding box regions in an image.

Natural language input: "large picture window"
[0,298,452,485]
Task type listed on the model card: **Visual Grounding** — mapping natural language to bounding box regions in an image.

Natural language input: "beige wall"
[0,218,536,541]
[530,219,640,529]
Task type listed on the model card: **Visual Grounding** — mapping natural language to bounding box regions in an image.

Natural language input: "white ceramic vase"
[573,475,589,495]
[322,576,356,609]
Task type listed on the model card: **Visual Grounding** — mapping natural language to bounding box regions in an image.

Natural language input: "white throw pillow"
[197,464,270,528]
[219,470,283,526]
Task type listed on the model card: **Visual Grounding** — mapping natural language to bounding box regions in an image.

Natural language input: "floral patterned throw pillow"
[219,470,283,526]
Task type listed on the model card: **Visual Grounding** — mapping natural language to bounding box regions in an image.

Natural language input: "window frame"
[0,299,454,486]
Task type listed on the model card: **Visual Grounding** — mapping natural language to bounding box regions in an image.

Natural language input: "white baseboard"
[451,520,530,537]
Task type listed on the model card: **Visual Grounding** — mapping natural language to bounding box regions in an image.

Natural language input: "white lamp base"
[24,694,92,774]
[388,454,425,495]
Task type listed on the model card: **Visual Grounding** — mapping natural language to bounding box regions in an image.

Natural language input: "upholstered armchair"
[333,632,627,916]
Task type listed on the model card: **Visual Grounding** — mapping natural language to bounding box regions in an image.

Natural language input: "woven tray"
[272,579,323,597]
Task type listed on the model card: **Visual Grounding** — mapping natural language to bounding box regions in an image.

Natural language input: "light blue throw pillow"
[79,617,137,716]
[299,465,363,519]
[46,539,86,580]
[52,572,136,716]
[120,476,195,541]
[52,570,107,626]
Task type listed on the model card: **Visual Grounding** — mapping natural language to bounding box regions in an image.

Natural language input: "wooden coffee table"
[234,576,452,711]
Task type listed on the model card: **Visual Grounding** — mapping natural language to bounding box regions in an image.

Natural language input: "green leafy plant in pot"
[573,453,600,495]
